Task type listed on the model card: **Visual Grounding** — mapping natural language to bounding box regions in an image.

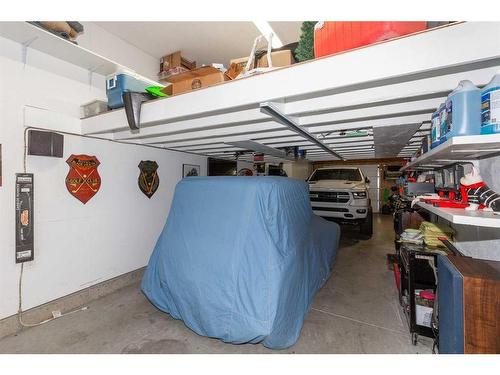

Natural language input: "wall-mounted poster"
[65,154,101,204]
[138,160,159,198]
[182,164,200,178]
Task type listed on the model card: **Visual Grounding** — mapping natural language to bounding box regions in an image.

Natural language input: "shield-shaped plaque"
[65,154,101,204]
[138,160,159,198]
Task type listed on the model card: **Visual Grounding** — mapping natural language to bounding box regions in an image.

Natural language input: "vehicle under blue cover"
[141,176,340,349]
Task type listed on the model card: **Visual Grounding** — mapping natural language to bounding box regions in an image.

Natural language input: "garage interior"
[1,12,500,366]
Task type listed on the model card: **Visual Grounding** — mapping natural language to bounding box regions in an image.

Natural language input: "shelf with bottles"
[401,134,500,171]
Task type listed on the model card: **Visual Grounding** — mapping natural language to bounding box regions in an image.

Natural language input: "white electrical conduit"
[17,263,88,327]
[17,124,89,328]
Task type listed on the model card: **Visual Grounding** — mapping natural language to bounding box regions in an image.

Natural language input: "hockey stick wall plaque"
[65,154,101,204]
[138,160,159,198]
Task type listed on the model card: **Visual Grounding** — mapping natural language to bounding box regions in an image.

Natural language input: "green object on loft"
[345,130,368,137]
[146,86,168,97]
[295,21,317,62]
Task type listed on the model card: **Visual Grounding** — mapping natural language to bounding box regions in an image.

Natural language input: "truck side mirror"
[365,177,370,184]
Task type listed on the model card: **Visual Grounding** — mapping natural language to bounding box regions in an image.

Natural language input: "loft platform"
[3,22,500,161]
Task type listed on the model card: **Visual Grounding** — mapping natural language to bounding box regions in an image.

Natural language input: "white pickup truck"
[307,167,373,237]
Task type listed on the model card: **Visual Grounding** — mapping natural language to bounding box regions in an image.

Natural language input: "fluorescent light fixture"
[224,140,296,161]
[260,102,344,160]
[253,21,283,48]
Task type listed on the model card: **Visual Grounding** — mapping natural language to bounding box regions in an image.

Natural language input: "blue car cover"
[141,176,340,349]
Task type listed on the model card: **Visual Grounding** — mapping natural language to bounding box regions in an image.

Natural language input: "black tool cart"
[398,243,440,345]
[391,181,438,346]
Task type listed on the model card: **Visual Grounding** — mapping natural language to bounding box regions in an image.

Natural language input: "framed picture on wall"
[182,164,200,178]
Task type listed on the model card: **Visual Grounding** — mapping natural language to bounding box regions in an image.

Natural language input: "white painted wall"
[283,160,312,180]
[236,160,254,174]
[77,23,159,81]
[348,165,380,213]
[0,35,206,320]
[450,157,500,261]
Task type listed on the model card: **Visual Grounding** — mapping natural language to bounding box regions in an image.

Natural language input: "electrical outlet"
[52,310,62,318]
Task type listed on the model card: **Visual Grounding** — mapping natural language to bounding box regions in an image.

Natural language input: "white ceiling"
[95,21,302,67]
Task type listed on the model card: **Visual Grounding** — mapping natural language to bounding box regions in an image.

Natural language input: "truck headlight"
[352,191,367,199]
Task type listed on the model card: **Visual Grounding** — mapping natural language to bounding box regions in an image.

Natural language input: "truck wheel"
[359,208,373,238]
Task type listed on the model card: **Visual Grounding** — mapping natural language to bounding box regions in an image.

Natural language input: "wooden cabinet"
[438,255,500,354]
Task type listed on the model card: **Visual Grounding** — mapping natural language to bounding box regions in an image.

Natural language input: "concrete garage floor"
[0,214,432,354]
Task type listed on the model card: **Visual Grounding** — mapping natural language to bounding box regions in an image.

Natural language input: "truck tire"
[359,208,373,238]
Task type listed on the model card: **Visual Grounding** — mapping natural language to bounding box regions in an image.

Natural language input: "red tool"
[420,187,471,208]
[432,201,469,208]
[419,290,435,301]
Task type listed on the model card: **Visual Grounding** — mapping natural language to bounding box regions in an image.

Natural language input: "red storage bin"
[314,21,427,58]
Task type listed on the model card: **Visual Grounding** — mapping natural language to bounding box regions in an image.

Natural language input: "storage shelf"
[0,22,125,76]
[401,134,500,171]
[416,202,500,228]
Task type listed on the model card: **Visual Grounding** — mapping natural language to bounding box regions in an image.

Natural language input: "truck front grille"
[311,206,349,212]
[309,191,350,203]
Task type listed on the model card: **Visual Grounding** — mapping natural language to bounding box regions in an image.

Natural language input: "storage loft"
[3,22,500,163]
[76,22,500,163]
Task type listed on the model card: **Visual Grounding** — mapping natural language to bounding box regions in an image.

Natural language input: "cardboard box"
[158,66,190,81]
[229,50,293,72]
[160,51,196,72]
[229,56,251,72]
[225,63,244,80]
[160,66,228,96]
[181,57,196,70]
[257,50,293,68]
[160,51,181,71]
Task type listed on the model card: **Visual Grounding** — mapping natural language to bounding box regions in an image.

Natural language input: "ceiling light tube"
[260,102,344,160]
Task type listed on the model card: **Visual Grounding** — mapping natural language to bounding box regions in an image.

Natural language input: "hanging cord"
[17,125,88,328]
[17,262,88,327]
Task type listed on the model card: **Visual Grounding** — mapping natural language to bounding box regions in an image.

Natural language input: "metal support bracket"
[259,101,344,160]
[87,65,103,87]
[88,70,93,87]
[21,37,38,68]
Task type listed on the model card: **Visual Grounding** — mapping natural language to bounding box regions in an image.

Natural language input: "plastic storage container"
[430,105,443,149]
[80,100,108,118]
[313,21,427,58]
[481,72,500,134]
[106,69,162,109]
[440,80,481,143]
